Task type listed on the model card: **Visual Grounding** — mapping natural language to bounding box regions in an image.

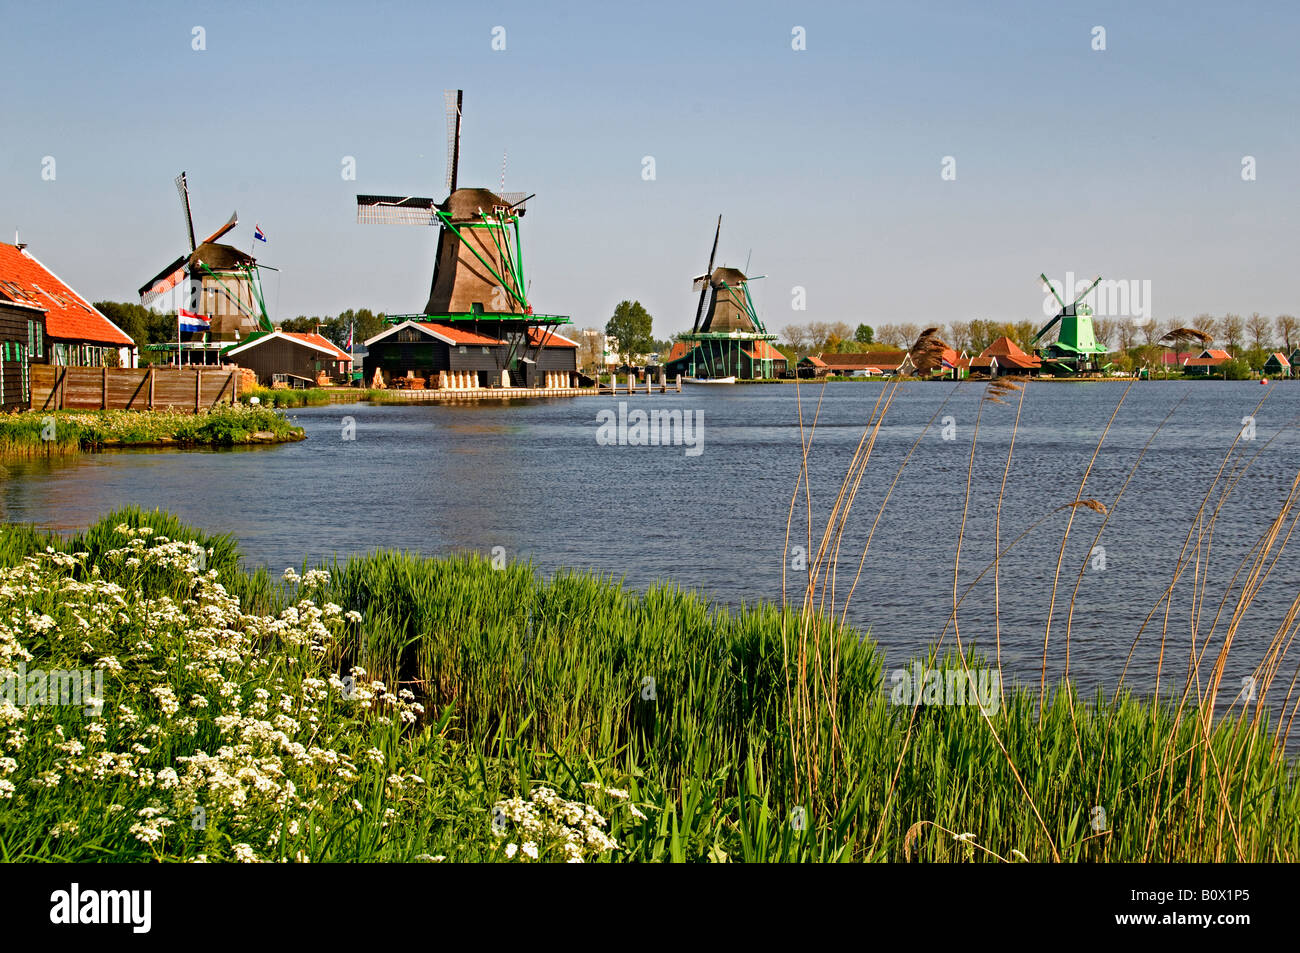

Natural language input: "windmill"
[138,172,273,363]
[356,90,533,317]
[355,90,573,388]
[667,216,780,380]
[1032,272,1109,375]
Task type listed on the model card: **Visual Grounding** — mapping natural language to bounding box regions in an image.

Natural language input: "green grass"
[0,507,1295,862]
[0,406,304,458]
[245,387,386,408]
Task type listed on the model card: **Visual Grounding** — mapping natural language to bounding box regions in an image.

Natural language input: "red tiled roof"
[284,332,351,361]
[818,349,906,369]
[666,341,690,362]
[743,341,785,361]
[420,323,505,346]
[526,327,579,348]
[1204,349,1231,360]
[1184,356,1227,367]
[800,354,828,367]
[0,242,134,347]
[979,336,1040,369]
[1265,352,1291,366]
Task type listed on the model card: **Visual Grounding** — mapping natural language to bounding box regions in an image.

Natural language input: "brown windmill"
[356,90,534,318]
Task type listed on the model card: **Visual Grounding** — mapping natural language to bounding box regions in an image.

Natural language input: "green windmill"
[1032,273,1109,376]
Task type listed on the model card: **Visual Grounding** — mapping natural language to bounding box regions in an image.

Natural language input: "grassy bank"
[0,507,1295,863]
[0,406,304,459]
[244,387,386,408]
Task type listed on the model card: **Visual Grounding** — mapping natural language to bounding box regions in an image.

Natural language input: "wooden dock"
[330,373,684,402]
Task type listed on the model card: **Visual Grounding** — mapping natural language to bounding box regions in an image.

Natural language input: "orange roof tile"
[525,327,579,348]
[283,331,352,361]
[0,242,134,347]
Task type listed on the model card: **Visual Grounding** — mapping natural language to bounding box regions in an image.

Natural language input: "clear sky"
[2,0,1297,336]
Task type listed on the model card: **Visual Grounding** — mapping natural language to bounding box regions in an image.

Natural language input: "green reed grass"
[2,507,1296,862]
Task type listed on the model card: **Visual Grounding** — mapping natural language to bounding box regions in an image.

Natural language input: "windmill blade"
[356,195,440,225]
[444,89,463,195]
[138,254,189,305]
[1072,275,1102,307]
[1040,272,1067,312]
[500,192,532,213]
[176,172,197,252]
[1032,313,1062,345]
[691,215,722,333]
[200,211,238,246]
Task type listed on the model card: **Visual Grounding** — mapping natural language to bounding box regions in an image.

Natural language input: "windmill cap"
[443,187,526,220]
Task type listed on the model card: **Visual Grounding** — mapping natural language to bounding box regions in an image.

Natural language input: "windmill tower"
[138,172,272,363]
[666,216,782,380]
[355,90,574,389]
[357,90,534,317]
[1032,273,1109,376]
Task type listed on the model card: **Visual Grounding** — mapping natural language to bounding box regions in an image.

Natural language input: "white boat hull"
[684,376,736,384]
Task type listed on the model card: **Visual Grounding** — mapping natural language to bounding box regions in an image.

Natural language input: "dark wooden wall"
[231,337,345,386]
[1,302,46,411]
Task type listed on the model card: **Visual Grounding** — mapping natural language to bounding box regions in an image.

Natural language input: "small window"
[458,346,467,354]
[481,346,489,354]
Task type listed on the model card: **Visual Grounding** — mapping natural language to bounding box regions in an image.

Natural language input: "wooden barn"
[1262,352,1291,378]
[362,321,578,388]
[223,330,352,387]
[0,241,137,373]
[0,295,46,411]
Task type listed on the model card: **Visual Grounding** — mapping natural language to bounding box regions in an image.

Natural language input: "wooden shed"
[222,330,352,387]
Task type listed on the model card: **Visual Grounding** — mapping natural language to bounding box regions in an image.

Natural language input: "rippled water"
[4,380,1299,709]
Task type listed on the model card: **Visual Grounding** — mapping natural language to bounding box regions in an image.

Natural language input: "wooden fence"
[30,365,241,413]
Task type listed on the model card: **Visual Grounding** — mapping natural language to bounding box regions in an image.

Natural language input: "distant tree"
[1011,320,1039,351]
[854,323,874,344]
[94,301,176,350]
[1276,314,1298,353]
[1193,313,1219,345]
[1115,317,1138,352]
[606,300,654,363]
[1246,312,1271,353]
[1221,313,1244,355]
[1092,317,1116,350]
[947,321,971,354]
[781,323,811,353]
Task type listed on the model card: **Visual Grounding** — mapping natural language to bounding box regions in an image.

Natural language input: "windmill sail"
[356,195,440,226]
[176,172,197,252]
[444,89,462,195]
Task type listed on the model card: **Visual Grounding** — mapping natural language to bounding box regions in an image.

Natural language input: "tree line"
[778,313,1299,371]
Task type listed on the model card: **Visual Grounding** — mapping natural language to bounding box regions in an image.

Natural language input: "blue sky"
[2,0,1297,336]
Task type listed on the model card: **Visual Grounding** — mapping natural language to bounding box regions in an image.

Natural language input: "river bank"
[0,507,1295,862]
[0,406,305,459]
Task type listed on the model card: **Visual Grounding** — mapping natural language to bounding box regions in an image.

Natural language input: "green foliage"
[280,309,386,350]
[0,406,302,458]
[2,511,1297,862]
[606,300,654,363]
[93,301,178,350]
[1220,357,1252,380]
[854,323,874,344]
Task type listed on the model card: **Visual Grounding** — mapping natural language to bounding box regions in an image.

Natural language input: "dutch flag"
[254,225,267,242]
[179,308,210,332]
